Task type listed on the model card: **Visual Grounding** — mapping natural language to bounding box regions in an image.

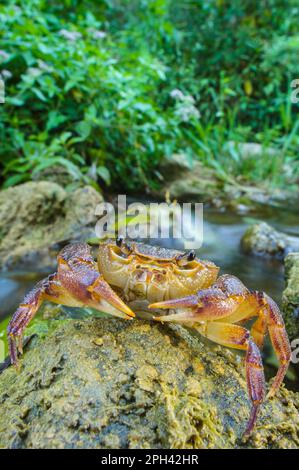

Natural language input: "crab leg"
[250,311,268,350]
[8,243,134,367]
[8,273,65,367]
[262,294,291,398]
[150,277,291,398]
[150,274,291,431]
[195,321,265,437]
[213,290,291,399]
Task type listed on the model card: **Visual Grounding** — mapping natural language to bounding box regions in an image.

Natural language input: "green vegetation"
[0,0,299,192]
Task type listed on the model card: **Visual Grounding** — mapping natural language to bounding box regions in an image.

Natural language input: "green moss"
[283,253,299,340]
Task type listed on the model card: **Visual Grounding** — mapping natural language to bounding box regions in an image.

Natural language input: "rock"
[0,182,103,271]
[156,153,299,213]
[0,313,298,449]
[158,153,222,202]
[32,165,78,187]
[225,142,278,160]
[282,253,299,340]
[241,222,299,260]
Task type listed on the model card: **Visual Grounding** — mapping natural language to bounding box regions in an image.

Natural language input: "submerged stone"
[241,222,299,260]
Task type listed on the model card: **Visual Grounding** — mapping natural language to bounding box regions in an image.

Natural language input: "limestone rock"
[282,253,299,340]
[241,222,299,260]
[0,182,103,271]
[0,314,298,449]
[156,153,299,213]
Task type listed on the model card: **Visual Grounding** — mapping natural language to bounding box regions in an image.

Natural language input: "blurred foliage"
[0,0,299,192]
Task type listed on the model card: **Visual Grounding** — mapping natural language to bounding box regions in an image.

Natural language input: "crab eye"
[116,237,123,248]
[176,250,196,267]
[115,237,132,257]
[187,250,196,262]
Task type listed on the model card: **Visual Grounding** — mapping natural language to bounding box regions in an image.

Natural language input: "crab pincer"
[8,243,134,368]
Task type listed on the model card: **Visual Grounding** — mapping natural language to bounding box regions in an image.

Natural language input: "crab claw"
[88,277,135,320]
[149,295,199,322]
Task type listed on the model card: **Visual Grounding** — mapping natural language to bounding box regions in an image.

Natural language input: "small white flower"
[59,29,82,41]
[184,94,195,104]
[37,60,52,72]
[92,30,107,39]
[27,67,43,77]
[1,69,12,79]
[0,50,9,61]
[170,89,185,100]
[176,104,200,122]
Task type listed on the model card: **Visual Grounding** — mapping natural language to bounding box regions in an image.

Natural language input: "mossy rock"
[241,222,298,260]
[283,253,299,340]
[0,182,103,271]
[155,153,299,213]
[0,314,298,449]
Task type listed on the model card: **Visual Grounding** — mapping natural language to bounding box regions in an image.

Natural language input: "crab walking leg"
[262,294,291,398]
[195,322,265,437]
[218,290,291,398]
[250,312,268,350]
[150,276,291,400]
[7,273,68,367]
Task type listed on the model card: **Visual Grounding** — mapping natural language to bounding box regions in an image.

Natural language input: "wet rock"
[282,253,299,340]
[241,222,299,260]
[0,314,298,449]
[0,182,103,271]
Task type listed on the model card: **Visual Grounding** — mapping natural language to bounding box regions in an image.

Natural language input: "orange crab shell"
[97,239,219,304]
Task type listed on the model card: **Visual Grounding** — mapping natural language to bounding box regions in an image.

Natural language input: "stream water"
[0,206,298,387]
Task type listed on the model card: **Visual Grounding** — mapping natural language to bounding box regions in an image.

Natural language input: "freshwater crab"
[7,238,291,437]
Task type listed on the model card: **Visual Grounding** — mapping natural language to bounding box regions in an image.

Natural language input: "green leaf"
[31,87,47,102]
[3,174,28,188]
[97,166,111,185]
[75,121,92,140]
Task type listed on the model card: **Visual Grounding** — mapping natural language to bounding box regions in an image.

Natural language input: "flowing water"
[0,206,298,387]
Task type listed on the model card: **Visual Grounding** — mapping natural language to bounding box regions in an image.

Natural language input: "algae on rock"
[282,253,299,340]
[0,313,298,449]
